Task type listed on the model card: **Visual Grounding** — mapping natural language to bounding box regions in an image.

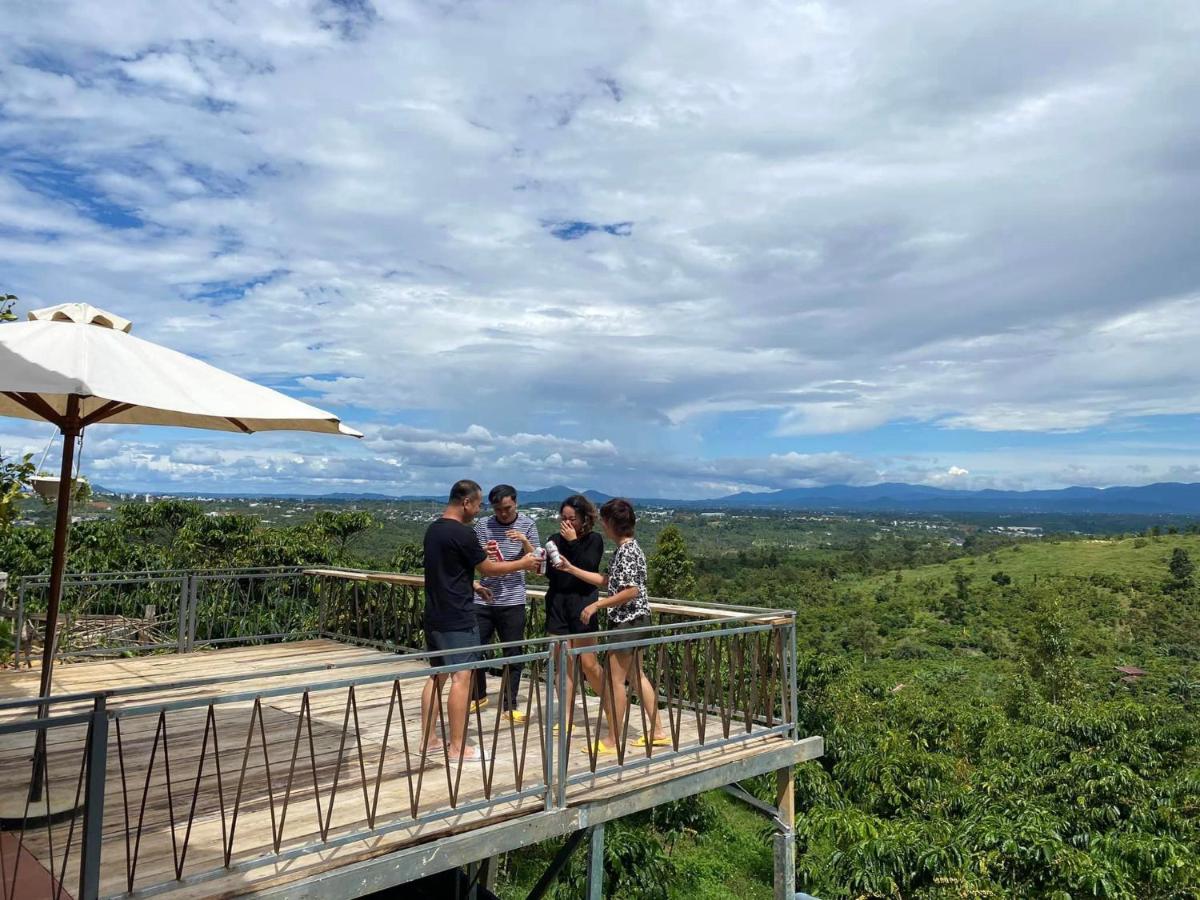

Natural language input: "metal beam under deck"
[254,736,824,899]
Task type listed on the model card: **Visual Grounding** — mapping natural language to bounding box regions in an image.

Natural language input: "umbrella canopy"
[0,302,360,722]
[0,303,361,436]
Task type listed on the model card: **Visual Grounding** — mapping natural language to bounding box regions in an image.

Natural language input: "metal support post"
[79,694,109,900]
[585,822,605,900]
[177,576,189,653]
[773,764,795,900]
[789,618,799,738]
[477,855,498,892]
[15,580,25,669]
[526,827,589,900]
[544,646,556,811]
[186,576,199,651]
[556,640,569,808]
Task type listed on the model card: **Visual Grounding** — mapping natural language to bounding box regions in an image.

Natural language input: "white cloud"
[1,1,1198,494]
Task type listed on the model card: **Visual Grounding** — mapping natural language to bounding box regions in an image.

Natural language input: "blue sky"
[1,0,1200,499]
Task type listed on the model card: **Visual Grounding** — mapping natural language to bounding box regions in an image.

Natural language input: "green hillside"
[862,533,1200,592]
[2,501,1195,898]
[495,526,1200,899]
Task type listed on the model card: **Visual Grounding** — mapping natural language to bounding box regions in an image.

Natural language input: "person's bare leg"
[577,638,614,742]
[606,650,633,747]
[636,659,667,741]
[446,669,475,758]
[421,674,446,751]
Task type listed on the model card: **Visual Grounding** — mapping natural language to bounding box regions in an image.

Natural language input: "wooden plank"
[0,640,805,898]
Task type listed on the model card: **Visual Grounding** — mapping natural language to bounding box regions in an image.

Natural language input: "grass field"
[492,532,1200,898]
[494,791,774,900]
[659,792,774,900]
[860,533,1200,593]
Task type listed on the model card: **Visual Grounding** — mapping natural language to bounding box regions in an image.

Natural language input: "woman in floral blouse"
[555,498,668,753]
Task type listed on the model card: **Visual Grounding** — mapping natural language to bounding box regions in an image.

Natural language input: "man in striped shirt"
[471,484,540,720]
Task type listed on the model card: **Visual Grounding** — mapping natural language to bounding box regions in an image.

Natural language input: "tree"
[648,525,697,599]
[72,477,93,505]
[310,510,375,558]
[390,541,423,573]
[1168,547,1194,590]
[846,616,882,662]
[1028,599,1081,704]
[0,288,32,519]
[0,452,35,526]
[953,570,970,603]
[117,500,203,547]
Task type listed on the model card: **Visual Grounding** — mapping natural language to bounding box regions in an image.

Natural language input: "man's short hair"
[600,498,636,537]
[449,479,482,504]
[488,484,518,505]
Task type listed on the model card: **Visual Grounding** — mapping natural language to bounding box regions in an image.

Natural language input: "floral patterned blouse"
[606,538,650,625]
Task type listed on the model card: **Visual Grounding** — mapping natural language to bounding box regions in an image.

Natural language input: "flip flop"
[578,739,616,756]
[448,746,488,764]
[632,734,671,748]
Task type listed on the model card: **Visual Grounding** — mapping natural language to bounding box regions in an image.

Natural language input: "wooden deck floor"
[0,640,793,899]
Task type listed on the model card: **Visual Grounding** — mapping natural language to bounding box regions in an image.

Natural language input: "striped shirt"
[473,513,540,606]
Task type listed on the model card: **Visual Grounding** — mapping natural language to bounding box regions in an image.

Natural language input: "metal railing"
[9,566,776,665]
[10,568,310,666]
[0,567,799,899]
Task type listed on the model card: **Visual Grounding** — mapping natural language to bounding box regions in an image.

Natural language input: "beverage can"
[533,547,547,575]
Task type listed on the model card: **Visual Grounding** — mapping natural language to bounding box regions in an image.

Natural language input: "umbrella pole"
[30,397,80,803]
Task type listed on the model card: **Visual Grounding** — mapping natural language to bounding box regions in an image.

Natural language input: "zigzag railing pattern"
[0,568,796,899]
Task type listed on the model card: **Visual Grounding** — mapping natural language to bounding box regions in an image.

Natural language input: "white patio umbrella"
[0,302,362,705]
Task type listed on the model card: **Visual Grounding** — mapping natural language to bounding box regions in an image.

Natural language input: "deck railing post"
[177,575,189,653]
[80,694,109,900]
[773,763,795,900]
[787,619,796,739]
[14,579,25,669]
[556,639,569,808]
[186,575,199,651]
[316,574,327,635]
[544,641,556,811]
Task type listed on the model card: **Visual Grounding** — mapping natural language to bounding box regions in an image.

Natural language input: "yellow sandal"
[578,738,616,756]
[633,734,671,748]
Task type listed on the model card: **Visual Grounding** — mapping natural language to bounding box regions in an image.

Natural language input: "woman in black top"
[546,494,611,734]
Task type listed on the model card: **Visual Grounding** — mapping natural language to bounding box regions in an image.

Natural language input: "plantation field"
[862,533,1200,592]
[1,498,1196,897]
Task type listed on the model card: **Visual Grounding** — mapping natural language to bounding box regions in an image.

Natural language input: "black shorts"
[546,593,600,637]
[609,614,653,648]
[426,626,482,668]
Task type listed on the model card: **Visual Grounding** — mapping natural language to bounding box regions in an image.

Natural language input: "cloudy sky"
[2,0,1199,498]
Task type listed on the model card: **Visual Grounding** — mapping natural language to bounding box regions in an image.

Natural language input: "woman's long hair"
[560,494,598,536]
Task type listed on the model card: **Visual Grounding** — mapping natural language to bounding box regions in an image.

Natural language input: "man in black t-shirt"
[421,479,538,761]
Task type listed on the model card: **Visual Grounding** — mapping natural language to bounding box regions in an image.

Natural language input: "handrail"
[304,567,789,622]
[0,567,801,900]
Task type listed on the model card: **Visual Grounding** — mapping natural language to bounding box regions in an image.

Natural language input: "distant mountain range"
[515,482,1200,515]
[92,481,1200,516]
[519,486,613,505]
[706,482,1200,515]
